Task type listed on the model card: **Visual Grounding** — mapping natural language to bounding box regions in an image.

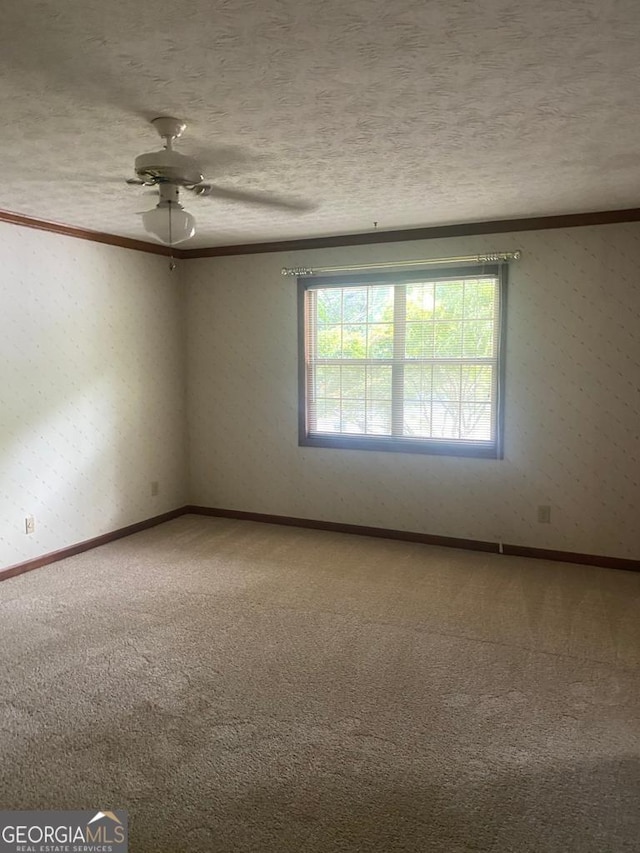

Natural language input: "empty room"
[1,1,639,851]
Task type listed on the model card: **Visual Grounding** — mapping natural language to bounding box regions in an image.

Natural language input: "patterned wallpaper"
[0,222,187,570]
[185,223,640,559]
[2,220,639,570]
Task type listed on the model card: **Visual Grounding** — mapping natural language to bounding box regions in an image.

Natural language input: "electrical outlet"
[537,505,551,524]
[151,481,160,497]
[25,515,35,534]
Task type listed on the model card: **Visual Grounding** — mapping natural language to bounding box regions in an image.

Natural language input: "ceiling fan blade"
[0,8,155,121]
[12,176,129,184]
[126,182,158,196]
[193,183,314,212]
[184,144,258,173]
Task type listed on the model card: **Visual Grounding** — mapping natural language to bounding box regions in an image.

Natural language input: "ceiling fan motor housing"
[134,148,204,186]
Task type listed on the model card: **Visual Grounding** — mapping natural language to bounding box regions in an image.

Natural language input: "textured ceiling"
[1,0,640,248]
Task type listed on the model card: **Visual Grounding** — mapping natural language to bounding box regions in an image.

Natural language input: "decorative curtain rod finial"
[281,267,314,276]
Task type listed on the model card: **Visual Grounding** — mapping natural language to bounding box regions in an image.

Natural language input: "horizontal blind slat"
[305,275,500,445]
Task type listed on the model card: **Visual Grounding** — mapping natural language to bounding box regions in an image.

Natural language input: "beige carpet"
[0,515,639,852]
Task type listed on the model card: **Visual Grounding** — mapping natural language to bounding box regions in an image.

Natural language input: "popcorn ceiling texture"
[185,223,640,560]
[1,0,640,247]
[0,221,188,569]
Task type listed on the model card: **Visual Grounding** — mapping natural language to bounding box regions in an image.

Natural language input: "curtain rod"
[281,250,521,276]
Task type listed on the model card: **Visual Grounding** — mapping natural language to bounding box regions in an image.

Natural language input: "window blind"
[299,264,506,458]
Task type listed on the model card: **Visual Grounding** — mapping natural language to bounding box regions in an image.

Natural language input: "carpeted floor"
[1,514,639,852]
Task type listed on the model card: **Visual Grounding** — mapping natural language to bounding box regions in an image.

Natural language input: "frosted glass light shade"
[142,203,196,245]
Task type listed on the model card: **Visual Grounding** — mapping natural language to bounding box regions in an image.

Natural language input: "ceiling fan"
[128,116,313,245]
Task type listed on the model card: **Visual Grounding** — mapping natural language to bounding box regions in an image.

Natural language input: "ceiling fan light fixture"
[142,201,196,245]
[130,116,313,248]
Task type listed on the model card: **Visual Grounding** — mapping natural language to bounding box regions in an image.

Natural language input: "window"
[298,264,507,458]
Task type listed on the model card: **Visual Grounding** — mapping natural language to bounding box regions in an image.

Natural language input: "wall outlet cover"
[537,505,551,524]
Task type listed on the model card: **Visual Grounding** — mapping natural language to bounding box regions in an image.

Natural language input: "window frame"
[297,264,508,459]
